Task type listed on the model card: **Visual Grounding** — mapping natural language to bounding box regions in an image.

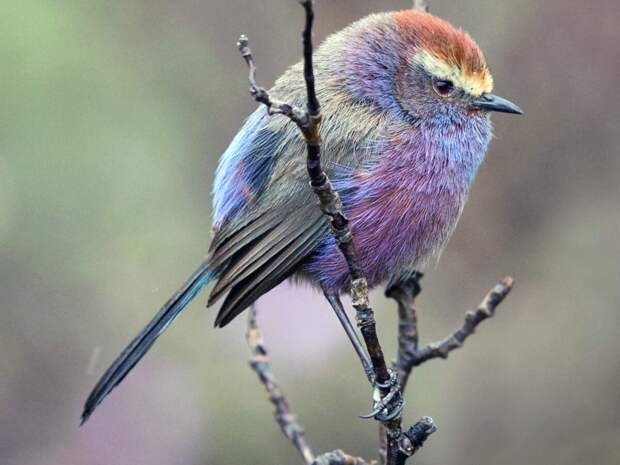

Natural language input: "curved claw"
[374,377,396,390]
[360,397,406,420]
[359,403,386,419]
[360,369,405,421]
[359,391,394,419]
[375,399,405,422]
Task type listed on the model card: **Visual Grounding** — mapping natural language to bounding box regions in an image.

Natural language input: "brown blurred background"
[1,1,619,464]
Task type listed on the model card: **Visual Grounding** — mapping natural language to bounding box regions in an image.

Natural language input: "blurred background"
[1,0,619,464]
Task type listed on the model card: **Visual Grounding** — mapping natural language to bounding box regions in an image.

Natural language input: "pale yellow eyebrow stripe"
[412,50,493,96]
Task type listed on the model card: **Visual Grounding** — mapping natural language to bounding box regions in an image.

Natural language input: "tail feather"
[81,259,213,424]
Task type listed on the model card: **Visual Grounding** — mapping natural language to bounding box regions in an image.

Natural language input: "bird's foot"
[360,369,405,422]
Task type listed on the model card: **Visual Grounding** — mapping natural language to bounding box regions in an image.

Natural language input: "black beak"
[472,93,523,115]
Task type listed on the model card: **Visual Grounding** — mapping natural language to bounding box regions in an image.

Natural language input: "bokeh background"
[1,1,619,464]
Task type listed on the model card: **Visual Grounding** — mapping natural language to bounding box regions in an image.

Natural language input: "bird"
[81,8,522,423]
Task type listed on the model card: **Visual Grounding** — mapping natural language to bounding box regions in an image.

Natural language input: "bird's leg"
[323,287,404,421]
[322,289,374,382]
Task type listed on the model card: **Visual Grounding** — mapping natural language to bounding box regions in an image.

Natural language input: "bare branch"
[237,35,308,126]
[300,0,396,412]
[385,273,423,392]
[382,274,512,464]
[237,0,398,426]
[301,0,320,118]
[392,417,437,464]
[413,277,514,365]
[246,305,314,465]
[247,306,373,465]
[385,275,513,375]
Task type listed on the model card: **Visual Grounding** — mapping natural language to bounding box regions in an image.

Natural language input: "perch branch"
[374,0,436,459]
[246,305,315,465]
[384,272,424,392]
[381,274,513,464]
[237,2,431,464]
[238,0,397,426]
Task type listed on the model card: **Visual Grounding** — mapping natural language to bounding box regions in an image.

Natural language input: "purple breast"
[303,115,491,292]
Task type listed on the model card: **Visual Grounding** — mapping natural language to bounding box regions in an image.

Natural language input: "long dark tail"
[81,259,214,424]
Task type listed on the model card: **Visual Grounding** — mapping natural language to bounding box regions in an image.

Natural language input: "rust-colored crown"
[394,10,493,95]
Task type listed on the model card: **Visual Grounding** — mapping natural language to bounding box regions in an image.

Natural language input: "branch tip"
[400,416,436,455]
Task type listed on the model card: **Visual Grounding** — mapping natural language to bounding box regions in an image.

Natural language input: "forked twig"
[385,272,424,393]
[413,277,514,365]
[386,276,514,375]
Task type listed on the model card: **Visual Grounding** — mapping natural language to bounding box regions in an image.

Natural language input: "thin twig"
[385,272,424,392]
[385,275,514,378]
[247,306,373,465]
[237,35,308,126]
[377,274,420,463]
[393,417,437,464]
[382,274,513,464]
[246,305,314,465]
[413,277,514,365]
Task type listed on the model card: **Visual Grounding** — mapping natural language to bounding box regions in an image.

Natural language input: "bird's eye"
[433,79,455,97]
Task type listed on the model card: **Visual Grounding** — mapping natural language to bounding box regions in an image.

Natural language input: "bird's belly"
[301,185,466,292]
[299,115,490,292]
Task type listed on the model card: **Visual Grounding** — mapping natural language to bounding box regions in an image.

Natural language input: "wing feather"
[208,207,283,268]
[208,215,310,304]
[213,215,327,327]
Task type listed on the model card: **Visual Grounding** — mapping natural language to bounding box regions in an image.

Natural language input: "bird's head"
[392,10,522,121]
[337,10,522,123]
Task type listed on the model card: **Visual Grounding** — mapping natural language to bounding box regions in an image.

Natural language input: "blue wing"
[207,106,332,326]
[212,106,281,226]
